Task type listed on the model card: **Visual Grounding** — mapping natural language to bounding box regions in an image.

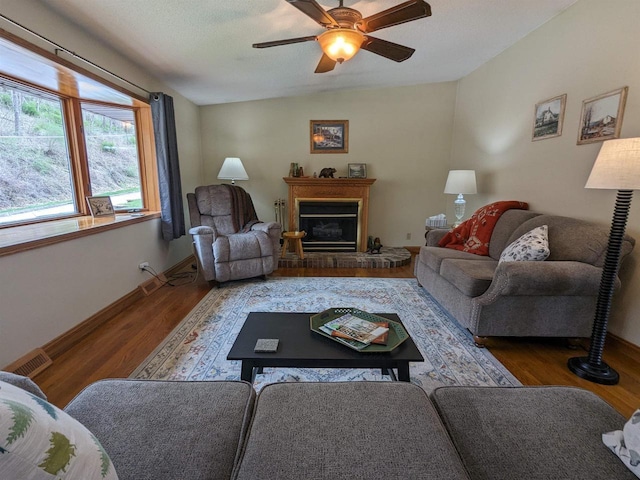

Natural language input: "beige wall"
[450,0,640,345]
[199,82,457,247]
[0,2,202,367]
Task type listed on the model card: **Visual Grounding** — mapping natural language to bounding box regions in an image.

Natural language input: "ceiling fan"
[253,0,432,73]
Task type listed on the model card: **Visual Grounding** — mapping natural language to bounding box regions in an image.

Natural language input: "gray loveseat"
[415,209,635,346]
[2,373,634,480]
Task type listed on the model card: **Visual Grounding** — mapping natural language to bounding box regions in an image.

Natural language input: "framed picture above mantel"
[310,120,348,154]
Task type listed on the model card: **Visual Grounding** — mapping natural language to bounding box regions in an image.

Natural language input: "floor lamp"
[568,138,640,385]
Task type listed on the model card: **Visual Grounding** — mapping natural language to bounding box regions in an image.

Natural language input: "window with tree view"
[0,31,158,234]
[0,82,75,224]
[81,103,142,211]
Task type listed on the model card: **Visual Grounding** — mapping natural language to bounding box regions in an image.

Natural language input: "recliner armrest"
[189,226,216,236]
[250,221,280,235]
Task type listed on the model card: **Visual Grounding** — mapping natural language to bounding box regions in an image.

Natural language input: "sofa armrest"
[426,228,450,246]
[478,261,605,301]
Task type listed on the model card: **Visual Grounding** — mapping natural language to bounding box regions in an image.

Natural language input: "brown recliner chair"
[187,185,281,284]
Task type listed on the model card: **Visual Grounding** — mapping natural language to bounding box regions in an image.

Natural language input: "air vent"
[5,348,52,378]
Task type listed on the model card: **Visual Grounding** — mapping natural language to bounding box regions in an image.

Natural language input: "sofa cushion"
[499,225,550,263]
[508,215,634,267]
[233,382,470,480]
[64,380,255,480]
[440,259,497,297]
[0,371,47,399]
[0,380,118,479]
[431,386,637,480]
[487,209,542,259]
[419,245,494,274]
[603,409,640,478]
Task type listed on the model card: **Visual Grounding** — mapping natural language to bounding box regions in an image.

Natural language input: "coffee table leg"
[240,361,255,383]
[397,363,410,382]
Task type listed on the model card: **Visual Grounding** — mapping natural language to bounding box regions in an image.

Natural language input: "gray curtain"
[150,92,185,241]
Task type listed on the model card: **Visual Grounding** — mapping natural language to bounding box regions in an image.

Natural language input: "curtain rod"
[0,13,151,96]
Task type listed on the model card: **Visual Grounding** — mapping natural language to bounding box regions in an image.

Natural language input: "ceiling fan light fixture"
[318,28,364,63]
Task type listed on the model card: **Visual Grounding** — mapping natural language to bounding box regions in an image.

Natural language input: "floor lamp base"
[567,356,619,385]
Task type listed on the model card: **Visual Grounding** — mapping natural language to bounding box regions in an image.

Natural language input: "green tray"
[310,308,409,353]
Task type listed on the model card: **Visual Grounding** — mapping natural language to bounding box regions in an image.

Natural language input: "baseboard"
[41,255,195,360]
[608,332,640,357]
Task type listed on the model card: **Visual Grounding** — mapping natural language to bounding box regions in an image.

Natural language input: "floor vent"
[139,274,167,296]
[6,348,53,378]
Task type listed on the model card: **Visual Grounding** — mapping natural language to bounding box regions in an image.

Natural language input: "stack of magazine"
[319,313,389,351]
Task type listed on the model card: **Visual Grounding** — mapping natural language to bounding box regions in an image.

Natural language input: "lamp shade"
[586,138,640,190]
[444,170,477,194]
[317,28,364,63]
[217,157,249,183]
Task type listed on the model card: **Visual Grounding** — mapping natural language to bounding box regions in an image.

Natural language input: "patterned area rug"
[131,278,520,392]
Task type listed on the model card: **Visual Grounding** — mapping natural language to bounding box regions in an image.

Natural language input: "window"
[81,103,142,210]
[0,30,158,231]
[0,81,75,224]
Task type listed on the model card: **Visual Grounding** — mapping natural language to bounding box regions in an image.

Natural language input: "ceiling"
[37,0,579,106]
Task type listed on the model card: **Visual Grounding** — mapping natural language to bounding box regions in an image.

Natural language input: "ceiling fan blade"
[253,36,317,48]
[314,53,337,73]
[286,0,339,28]
[361,36,415,62]
[359,0,432,33]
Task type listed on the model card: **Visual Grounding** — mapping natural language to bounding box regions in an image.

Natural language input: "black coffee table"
[227,312,424,383]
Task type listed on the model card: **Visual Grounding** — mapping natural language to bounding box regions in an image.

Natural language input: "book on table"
[319,313,389,349]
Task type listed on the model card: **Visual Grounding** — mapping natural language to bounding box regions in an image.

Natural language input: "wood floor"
[33,254,640,417]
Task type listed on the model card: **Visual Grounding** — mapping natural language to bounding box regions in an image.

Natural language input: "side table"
[281,231,306,259]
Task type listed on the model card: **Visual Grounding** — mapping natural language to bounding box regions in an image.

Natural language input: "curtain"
[150,92,185,241]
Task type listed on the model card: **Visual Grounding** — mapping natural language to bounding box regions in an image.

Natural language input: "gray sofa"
[415,209,635,346]
[3,372,634,479]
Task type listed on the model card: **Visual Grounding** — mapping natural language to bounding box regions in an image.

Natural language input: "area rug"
[131,278,521,392]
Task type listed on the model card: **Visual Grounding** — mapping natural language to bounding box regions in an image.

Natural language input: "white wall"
[199,82,457,246]
[0,2,203,367]
[450,0,640,345]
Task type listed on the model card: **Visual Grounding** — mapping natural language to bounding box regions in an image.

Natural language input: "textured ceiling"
[37,0,579,106]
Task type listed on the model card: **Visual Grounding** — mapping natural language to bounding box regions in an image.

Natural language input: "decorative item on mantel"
[568,137,640,385]
[444,170,477,226]
[319,167,336,178]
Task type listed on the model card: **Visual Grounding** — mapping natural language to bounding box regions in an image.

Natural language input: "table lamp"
[218,157,249,184]
[444,170,477,226]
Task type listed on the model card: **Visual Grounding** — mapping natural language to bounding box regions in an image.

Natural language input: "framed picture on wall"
[577,87,628,145]
[348,163,367,178]
[532,94,566,141]
[310,120,349,154]
[86,196,115,217]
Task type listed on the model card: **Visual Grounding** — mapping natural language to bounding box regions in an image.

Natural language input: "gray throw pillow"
[499,225,550,263]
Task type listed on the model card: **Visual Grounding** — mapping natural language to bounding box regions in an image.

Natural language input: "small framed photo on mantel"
[86,196,115,217]
[348,163,367,178]
[310,120,349,154]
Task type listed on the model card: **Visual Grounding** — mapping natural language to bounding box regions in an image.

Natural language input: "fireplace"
[284,177,375,252]
[298,200,360,251]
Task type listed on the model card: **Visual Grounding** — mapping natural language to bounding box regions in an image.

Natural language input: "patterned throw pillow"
[0,380,118,479]
[603,409,640,478]
[499,225,550,263]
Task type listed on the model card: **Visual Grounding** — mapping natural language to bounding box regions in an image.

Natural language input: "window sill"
[0,212,161,258]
